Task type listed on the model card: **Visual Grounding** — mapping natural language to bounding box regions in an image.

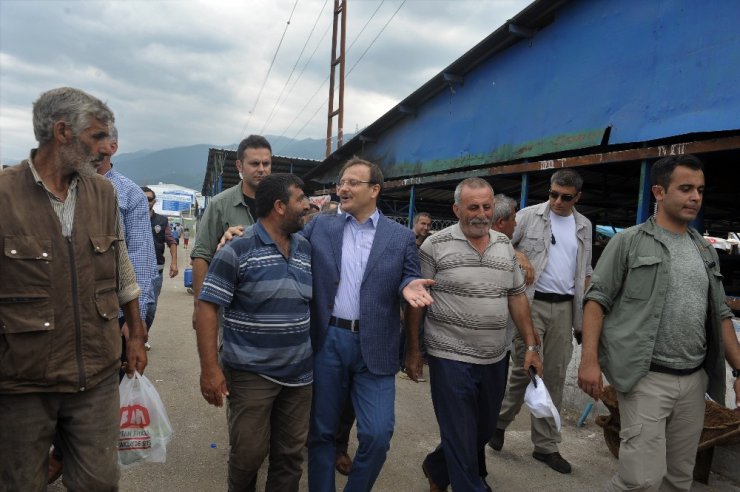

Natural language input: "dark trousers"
[335,393,356,455]
[423,354,508,492]
[1,371,121,491]
[224,367,312,492]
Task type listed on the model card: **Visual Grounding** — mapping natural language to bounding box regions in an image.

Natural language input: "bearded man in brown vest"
[0,87,148,491]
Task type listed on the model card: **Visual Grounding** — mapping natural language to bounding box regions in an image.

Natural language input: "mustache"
[469,218,491,226]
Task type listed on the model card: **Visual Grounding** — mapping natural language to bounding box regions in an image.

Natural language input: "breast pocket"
[90,235,119,284]
[520,228,545,255]
[624,256,662,300]
[2,236,53,292]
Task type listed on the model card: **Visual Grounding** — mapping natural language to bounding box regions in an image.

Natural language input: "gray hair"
[550,169,583,192]
[453,177,493,205]
[109,124,118,143]
[32,87,114,144]
[493,194,517,222]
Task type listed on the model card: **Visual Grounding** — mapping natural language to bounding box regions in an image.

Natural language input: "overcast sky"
[1,0,530,162]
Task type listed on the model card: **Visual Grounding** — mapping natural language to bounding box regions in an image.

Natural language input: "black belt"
[534,291,574,303]
[329,316,360,332]
[649,363,703,376]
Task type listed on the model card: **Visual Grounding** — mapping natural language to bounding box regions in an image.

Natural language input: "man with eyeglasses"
[489,169,592,474]
[304,157,434,492]
[141,187,178,338]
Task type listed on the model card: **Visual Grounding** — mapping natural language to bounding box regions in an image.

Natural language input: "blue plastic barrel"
[184,268,193,288]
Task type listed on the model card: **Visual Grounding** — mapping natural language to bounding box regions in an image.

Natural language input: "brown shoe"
[335,451,352,476]
[422,462,447,492]
[48,452,63,484]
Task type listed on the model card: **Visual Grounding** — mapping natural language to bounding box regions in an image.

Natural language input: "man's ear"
[651,184,665,202]
[274,199,286,216]
[53,121,71,144]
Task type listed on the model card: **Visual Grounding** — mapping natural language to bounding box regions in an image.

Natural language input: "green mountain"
[115,134,345,190]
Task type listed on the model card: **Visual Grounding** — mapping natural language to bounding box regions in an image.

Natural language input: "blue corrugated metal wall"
[329,0,740,181]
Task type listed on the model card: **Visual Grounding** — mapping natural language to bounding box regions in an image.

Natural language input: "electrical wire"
[278,0,407,151]
[274,0,390,153]
[260,0,330,134]
[237,0,300,141]
[347,0,406,77]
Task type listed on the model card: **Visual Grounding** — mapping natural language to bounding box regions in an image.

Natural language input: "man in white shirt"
[489,170,593,474]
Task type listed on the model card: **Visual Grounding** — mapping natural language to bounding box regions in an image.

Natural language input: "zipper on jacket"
[67,236,86,391]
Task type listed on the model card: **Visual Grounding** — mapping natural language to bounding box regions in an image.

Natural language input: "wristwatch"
[526,345,541,353]
[733,368,740,378]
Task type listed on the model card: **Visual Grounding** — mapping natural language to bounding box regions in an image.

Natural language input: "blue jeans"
[145,270,163,330]
[307,325,395,492]
[423,355,508,492]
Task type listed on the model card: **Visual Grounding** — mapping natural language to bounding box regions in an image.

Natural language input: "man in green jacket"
[578,154,740,491]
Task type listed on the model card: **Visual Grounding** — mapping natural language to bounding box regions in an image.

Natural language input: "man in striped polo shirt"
[406,178,542,492]
[196,173,312,491]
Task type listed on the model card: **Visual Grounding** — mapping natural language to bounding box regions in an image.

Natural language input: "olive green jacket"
[190,183,255,264]
[585,217,732,402]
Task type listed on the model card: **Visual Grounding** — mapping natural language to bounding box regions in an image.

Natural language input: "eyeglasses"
[548,189,576,202]
[147,197,155,202]
[336,179,373,188]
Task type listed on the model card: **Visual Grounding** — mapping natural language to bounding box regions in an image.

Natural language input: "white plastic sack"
[524,375,561,432]
[118,371,173,468]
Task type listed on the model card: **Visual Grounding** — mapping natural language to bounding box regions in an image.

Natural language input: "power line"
[279,0,407,150]
[275,0,391,154]
[347,0,406,77]
[260,0,330,134]
[237,0,300,143]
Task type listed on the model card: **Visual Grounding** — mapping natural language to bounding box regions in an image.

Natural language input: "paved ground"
[50,243,740,491]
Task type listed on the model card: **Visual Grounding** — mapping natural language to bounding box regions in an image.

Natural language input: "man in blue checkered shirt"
[97,126,157,336]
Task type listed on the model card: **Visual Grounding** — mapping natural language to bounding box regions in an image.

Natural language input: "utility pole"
[326,0,347,157]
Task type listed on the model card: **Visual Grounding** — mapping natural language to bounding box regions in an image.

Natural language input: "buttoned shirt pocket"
[2,236,52,289]
[520,228,546,255]
[624,256,662,300]
[90,235,118,283]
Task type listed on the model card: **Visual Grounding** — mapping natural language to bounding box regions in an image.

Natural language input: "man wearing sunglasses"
[489,169,592,474]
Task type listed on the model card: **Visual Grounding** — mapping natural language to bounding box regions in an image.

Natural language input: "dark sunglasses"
[147,197,155,202]
[548,189,576,202]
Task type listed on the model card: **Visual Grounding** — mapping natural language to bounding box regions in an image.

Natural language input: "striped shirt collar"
[344,208,380,228]
[27,150,81,201]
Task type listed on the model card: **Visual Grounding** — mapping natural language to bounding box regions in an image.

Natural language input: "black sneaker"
[487,428,505,451]
[532,451,572,474]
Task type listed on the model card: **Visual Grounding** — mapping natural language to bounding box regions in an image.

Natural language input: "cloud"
[1,0,530,163]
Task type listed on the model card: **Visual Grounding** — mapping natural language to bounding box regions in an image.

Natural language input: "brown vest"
[0,161,122,393]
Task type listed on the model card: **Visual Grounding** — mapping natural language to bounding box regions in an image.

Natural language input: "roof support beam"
[508,23,535,38]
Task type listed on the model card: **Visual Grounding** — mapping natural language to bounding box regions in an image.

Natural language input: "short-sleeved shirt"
[191,183,255,264]
[420,223,525,364]
[199,221,313,386]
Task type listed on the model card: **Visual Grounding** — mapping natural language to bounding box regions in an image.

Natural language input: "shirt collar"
[254,220,274,245]
[28,149,80,193]
[230,181,250,208]
[345,208,380,228]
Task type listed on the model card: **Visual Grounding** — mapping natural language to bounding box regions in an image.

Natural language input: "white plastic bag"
[118,371,173,468]
[524,375,561,431]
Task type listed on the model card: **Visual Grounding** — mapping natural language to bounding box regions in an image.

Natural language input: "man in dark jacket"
[142,186,179,335]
